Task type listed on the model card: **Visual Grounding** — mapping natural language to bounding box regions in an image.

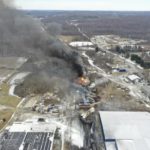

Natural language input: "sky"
[15,0,150,11]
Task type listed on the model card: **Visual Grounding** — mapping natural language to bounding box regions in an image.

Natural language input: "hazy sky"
[15,0,150,11]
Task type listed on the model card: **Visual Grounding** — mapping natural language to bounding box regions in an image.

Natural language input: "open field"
[0,83,20,107]
[0,109,14,130]
[59,35,86,43]
[0,83,20,130]
[0,57,27,130]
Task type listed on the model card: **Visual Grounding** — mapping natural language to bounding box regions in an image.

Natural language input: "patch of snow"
[17,57,28,63]
[9,72,30,97]
[137,65,143,70]
[70,119,84,148]
[9,85,18,97]
[145,104,150,108]
[126,59,136,65]
[50,119,84,148]
[129,91,137,98]
[16,57,28,68]
[9,72,30,85]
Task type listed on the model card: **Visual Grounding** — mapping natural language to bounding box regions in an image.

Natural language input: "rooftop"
[127,74,140,81]
[69,41,94,47]
[0,118,56,150]
[99,111,150,150]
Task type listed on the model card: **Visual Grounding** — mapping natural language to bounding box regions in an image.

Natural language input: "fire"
[76,76,90,86]
[80,77,85,82]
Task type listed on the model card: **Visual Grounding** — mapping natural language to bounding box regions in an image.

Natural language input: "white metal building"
[99,111,150,150]
[69,41,93,47]
[0,118,56,150]
[127,74,141,83]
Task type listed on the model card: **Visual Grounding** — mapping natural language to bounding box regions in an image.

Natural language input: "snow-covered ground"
[69,119,84,148]
[16,57,28,69]
[45,118,84,148]
[9,72,30,85]
[9,85,18,97]
[8,72,30,97]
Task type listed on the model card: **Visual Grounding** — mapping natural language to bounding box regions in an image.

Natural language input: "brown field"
[0,83,20,130]
[0,109,14,130]
[0,83,20,107]
[59,35,86,43]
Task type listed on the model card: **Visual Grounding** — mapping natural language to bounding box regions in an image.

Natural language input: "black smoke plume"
[0,0,85,96]
[0,0,85,77]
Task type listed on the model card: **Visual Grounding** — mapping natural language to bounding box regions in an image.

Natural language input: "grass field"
[0,109,14,130]
[0,57,27,130]
[0,83,20,130]
[59,35,85,43]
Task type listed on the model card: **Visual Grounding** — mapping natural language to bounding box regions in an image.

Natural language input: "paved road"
[70,22,150,105]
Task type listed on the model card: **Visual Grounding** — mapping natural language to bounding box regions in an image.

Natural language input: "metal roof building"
[99,111,150,150]
[127,74,141,83]
[0,118,56,150]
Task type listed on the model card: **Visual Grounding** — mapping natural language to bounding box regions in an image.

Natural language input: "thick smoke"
[0,0,84,77]
[0,0,85,96]
[47,22,62,37]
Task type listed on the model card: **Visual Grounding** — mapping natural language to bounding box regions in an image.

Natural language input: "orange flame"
[76,76,90,86]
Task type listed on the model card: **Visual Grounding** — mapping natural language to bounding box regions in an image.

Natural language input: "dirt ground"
[95,82,150,111]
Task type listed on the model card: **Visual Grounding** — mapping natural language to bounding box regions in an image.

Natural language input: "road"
[69,20,150,106]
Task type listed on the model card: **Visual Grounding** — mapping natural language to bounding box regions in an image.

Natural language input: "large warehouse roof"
[99,111,150,150]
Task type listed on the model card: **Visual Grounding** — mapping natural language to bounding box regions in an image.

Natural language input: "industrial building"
[99,111,150,150]
[127,74,141,83]
[0,118,56,150]
[69,41,94,47]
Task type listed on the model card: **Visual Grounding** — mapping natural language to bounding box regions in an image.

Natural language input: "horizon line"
[20,9,150,12]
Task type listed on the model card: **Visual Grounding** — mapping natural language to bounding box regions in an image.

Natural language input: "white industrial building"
[99,111,150,150]
[69,41,94,47]
[0,118,56,150]
[127,74,141,83]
